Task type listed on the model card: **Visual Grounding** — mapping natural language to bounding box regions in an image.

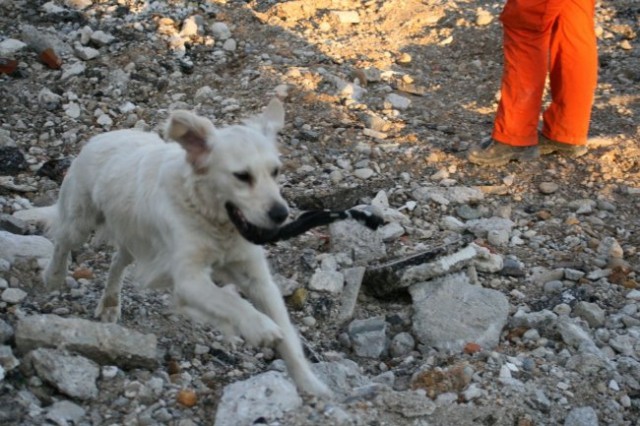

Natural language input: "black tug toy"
[225,203,385,246]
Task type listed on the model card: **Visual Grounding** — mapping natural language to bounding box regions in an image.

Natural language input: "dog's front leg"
[227,254,332,398]
[173,266,284,348]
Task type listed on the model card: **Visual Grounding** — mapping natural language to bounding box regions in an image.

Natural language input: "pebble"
[354,167,375,180]
[384,93,411,110]
[539,182,559,194]
[1,288,27,304]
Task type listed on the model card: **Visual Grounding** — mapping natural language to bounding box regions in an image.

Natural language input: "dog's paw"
[42,269,67,292]
[298,375,333,399]
[94,298,121,323]
[239,313,283,348]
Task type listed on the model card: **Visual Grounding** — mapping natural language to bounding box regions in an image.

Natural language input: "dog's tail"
[13,205,58,234]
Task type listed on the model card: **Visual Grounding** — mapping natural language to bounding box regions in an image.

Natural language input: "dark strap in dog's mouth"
[225,202,385,245]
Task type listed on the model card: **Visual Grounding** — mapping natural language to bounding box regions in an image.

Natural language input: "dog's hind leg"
[95,248,133,323]
[44,192,102,291]
[226,255,332,398]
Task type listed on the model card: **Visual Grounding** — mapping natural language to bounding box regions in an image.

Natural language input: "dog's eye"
[233,172,253,184]
[271,168,280,178]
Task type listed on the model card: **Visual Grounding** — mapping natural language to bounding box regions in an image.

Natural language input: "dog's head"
[166,99,289,240]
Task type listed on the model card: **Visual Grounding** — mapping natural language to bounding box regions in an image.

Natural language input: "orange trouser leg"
[543,0,598,145]
[492,0,596,147]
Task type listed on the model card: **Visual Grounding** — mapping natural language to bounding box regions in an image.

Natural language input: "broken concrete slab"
[15,315,157,369]
[25,348,99,400]
[214,371,302,426]
[338,266,366,322]
[410,273,509,352]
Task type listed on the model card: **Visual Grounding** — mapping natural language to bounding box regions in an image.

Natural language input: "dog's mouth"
[225,202,279,245]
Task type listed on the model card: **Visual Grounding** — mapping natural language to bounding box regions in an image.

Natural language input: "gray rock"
[210,22,231,40]
[566,353,611,375]
[410,273,509,352]
[474,252,504,273]
[465,217,515,238]
[0,345,20,373]
[0,319,13,344]
[74,43,100,60]
[330,219,386,264]
[487,229,510,246]
[61,61,86,80]
[348,316,387,358]
[26,348,99,400]
[609,334,635,356]
[0,39,27,56]
[379,388,436,418]
[15,314,157,369]
[384,93,411,110]
[353,167,375,179]
[311,359,368,399]
[338,267,366,322]
[89,30,115,46]
[529,388,551,413]
[378,222,404,242]
[0,231,53,263]
[223,38,237,52]
[556,317,598,350]
[37,89,62,111]
[1,288,27,304]
[574,302,606,328]
[564,406,598,426]
[45,400,86,425]
[564,268,586,281]
[308,269,344,293]
[511,309,558,329]
[501,257,526,277]
[543,280,564,294]
[390,332,415,358]
[273,274,299,297]
[214,371,302,426]
[412,186,484,206]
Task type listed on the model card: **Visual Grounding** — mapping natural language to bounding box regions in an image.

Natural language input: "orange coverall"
[491,0,598,147]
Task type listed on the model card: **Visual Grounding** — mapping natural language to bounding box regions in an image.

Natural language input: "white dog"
[35,99,330,397]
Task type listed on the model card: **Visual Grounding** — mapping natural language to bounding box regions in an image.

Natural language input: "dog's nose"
[268,203,289,225]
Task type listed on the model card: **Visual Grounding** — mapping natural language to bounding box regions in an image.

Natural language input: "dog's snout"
[268,203,289,225]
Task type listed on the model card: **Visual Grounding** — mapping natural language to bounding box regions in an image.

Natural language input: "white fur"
[37,99,330,397]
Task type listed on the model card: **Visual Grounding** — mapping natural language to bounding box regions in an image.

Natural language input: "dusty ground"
[0,0,639,425]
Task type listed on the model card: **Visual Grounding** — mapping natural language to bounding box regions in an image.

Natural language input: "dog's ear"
[166,110,215,172]
[257,98,285,138]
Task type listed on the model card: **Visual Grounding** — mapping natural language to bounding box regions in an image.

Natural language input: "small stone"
[564,268,585,281]
[463,342,482,354]
[72,267,93,280]
[574,302,606,328]
[626,289,640,300]
[176,389,198,407]
[1,288,27,304]
[74,44,100,60]
[348,165,376,180]
[385,93,411,110]
[0,39,27,56]
[331,10,360,24]
[89,30,115,46]
[543,280,564,294]
[487,229,510,246]
[64,102,81,119]
[378,222,404,242]
[96,114,113,127]
[539,182,559,194]
[348,316,387,358]
[476,9,493,26]
[45,400,86,425]
[0,320,13,344]
[222,38,237,52]
[26,348,100,400]
[309,269,344,293]
[564,406,598,426]
[210,22,231,40]
[389,332,415,358]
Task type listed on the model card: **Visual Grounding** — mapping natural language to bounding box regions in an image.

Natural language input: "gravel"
[0,0,638,425]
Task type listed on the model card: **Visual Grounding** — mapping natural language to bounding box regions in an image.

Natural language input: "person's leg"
[542,0,597,146]
[492,0,555,147]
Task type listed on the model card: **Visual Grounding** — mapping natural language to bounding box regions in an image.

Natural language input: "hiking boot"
[538,134,588,157]
[467,139,539,166]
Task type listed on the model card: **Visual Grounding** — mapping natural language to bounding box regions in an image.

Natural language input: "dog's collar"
[182,186,234,232]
